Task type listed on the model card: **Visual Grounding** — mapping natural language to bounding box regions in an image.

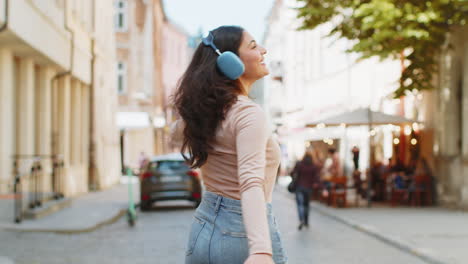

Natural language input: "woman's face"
[238,31,268,81]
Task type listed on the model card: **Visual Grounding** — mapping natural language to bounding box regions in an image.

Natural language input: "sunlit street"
[1,0,467,263]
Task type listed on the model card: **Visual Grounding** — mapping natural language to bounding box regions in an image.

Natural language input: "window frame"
[117,61,127,94]
[114,0,128,32]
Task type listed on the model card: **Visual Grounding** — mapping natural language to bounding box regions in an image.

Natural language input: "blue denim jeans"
[295,186,312,225]
[185,191,287,264]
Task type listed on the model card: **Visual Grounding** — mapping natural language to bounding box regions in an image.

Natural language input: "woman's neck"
[238,78,253,96]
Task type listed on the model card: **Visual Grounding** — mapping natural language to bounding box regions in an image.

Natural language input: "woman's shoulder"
[227,95,268,133]
[229,95,265,120]
[234,95,263,108]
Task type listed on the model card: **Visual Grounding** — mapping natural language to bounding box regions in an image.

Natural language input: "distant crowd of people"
[363,156,435,204]
[290,145,435,229]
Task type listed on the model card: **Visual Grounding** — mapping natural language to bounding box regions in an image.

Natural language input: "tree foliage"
[296,0,468,97]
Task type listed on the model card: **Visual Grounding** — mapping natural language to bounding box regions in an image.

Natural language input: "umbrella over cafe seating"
[305,107,416,128]
[305,107,417,207]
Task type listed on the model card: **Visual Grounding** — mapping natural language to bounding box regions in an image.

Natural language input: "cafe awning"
[306,107,416,127]
[116,112,151,130]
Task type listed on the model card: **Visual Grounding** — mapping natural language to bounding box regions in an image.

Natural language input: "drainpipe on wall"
[88,0,97,191]
[50,0,75,171]
[0,0,9,33]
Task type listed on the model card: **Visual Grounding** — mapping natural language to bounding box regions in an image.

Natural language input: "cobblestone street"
[0,187,429,264]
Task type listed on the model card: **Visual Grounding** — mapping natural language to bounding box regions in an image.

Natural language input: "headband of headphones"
[202,32,245,80]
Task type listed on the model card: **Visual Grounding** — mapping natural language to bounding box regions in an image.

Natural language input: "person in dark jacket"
[351,146,360,170]
[290,150,322,230]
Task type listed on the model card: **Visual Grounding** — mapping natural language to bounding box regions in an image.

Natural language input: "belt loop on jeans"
[214,196,222,213]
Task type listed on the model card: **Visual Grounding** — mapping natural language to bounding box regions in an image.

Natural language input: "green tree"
[297,0,468,97]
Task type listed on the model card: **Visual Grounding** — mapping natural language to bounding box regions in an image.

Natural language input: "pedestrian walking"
[290,150,322,230]
[173,26,287,264]
[351,146,360,170]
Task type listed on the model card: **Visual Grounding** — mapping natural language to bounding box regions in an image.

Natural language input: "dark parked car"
[139,153,202,211]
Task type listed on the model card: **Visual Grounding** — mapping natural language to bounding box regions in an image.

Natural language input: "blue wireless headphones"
[202,32,245,80]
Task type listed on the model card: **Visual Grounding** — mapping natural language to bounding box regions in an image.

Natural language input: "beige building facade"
[161,19,191,152]
[0,0,120,207]
[263,0,401,167]
[114,0,166,170]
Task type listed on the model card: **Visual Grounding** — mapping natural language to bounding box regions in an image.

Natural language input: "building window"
[114,0,128,32]
[117,61,126,94]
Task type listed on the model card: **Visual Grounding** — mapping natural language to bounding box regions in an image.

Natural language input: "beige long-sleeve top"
[172,95,281,255]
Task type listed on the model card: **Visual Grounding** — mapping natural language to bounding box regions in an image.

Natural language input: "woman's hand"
[244,253,274,264]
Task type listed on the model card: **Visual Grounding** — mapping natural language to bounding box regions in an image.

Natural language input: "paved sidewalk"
[276,181,468,264]
[0,177,139,234]
[309,202,468,264]
[0,256,14,264]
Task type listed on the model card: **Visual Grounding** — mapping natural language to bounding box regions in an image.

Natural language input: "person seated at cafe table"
[320,148,342,197]
[405,158,434,204]
[369,161,387,201]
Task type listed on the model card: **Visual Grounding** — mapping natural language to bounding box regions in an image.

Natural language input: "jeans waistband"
[201,191,272,214]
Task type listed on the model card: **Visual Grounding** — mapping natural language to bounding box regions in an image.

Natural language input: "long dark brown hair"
[173,26,244,168]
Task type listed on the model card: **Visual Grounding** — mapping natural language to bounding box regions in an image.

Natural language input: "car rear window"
[149,160,189,172]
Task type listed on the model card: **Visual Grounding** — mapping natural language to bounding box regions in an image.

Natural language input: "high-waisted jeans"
[185,191,287,264]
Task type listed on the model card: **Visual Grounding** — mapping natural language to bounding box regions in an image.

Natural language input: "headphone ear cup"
[216,51,245,80]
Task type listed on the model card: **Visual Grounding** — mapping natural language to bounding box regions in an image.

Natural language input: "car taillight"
[141,194,150,201]
[192,192,201,199]
[141,172,152,180]
[187,170,199,178]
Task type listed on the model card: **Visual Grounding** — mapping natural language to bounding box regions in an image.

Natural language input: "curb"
[278,187,448,264]
[2,209,127,234]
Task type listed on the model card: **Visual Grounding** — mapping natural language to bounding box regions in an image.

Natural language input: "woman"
[173,26,287,264]
[291,151,322,230]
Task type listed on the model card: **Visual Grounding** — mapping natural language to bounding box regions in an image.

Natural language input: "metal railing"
[12,155,64,223]
[52,157,65,200]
